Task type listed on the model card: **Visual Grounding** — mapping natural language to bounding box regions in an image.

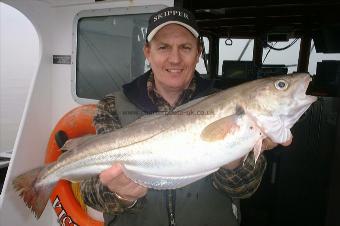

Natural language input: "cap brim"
[147,21,199,42]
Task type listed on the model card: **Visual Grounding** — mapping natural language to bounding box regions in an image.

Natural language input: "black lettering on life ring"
[52,196,79,226]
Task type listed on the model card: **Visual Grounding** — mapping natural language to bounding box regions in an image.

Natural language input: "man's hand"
[99,164,147,204]
[261,137,292,152]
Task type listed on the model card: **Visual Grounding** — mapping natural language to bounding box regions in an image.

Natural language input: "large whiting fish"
[13,73,317,218]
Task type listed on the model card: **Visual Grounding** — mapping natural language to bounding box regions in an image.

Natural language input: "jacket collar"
[122,70,214,113]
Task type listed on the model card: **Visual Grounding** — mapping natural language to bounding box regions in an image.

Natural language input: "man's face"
[144,24,201,91]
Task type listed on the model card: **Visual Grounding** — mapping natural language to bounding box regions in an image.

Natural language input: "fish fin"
[200,115,240,142]
[60,134,94,153]
[57,149,75,162]
[12,165,57,219]
[130,96,210,126]
[242,153,250,166]
[253,138,263,164]
[65,175,92,183]
[122,166,218,189]
[58,134,98,162]
[128,112,165,127]
[249,114,292,144]
[174,95,211,112]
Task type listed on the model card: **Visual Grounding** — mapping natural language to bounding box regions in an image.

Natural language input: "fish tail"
[12,165,57,219]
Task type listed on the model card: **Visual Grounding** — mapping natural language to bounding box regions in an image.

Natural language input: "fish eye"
[274,80,288,90]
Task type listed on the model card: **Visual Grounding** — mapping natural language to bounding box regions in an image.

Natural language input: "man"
[80,6,288,226]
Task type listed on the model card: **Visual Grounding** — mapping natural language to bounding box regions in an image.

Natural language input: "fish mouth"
[296,74,318,104]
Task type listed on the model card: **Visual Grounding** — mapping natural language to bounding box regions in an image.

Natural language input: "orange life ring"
[45,104,103,226]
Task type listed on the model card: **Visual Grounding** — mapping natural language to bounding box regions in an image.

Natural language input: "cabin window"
[74,9,211,102]
[219,38,254,76]
[309,39,340,75]
[308,39,340,96]
[75,12,151,101]
[262,38,301,74]
[218,38,301,79]
[218,38,254,79]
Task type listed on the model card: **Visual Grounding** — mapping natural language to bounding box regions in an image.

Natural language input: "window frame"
[71,5,166,104]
